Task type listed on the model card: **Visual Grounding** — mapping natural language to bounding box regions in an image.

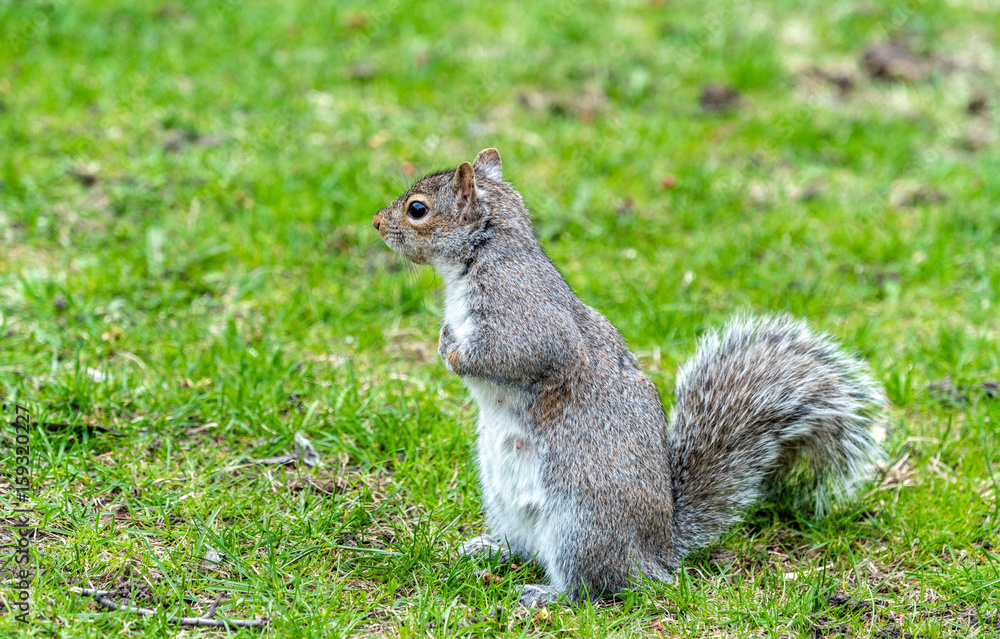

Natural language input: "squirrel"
[372,148,887,607]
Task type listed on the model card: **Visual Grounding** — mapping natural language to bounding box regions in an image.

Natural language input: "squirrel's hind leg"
[459,536,574,607]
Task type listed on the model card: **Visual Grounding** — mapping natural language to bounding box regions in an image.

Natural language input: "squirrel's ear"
[453,161,477,222]
[473,148,502,181]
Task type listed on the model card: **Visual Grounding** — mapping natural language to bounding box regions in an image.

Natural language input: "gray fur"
[372,149,887,605]
[667,314,886,559]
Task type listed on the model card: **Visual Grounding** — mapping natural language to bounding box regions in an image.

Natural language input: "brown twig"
[204,592,226,619]
[74,588,268,629]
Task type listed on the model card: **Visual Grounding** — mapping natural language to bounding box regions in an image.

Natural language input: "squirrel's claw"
[518,584,562,607]
[458,535,510,563]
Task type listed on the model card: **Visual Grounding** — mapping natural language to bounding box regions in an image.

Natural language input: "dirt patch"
[810,614,850,638]
[873,624,912,639]
[161,127,227,153]
[803,65,856,98]
[699,83,741,113]
[967,92,989,115]
[890,181,948,208]
[286,475,346,494]
[863,40,929,82]
[929,377,1000,405]
[707,548,737,567]
[105,578,162,606]
[828,591,875,618]
[70,160,101,187]
[925,604,1000,632]
[517,83,607,123]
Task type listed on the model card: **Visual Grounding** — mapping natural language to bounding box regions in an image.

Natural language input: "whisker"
[397,163,410,190]
[401,259,427,314]
[386,168,406,194]
[426,142,444,180]
[366,247,387,286]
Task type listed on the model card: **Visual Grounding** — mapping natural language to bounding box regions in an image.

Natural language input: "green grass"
[1,0,999,636]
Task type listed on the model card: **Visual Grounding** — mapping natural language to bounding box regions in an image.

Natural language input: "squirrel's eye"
[407,201,428,220]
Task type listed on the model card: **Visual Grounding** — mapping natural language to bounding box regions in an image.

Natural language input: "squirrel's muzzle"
[372,212,382,231]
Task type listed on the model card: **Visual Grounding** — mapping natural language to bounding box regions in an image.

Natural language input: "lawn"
[1,0,998,636]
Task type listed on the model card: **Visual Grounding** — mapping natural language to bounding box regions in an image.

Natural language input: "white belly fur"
[437,262,551,565]
[466,378,549,563]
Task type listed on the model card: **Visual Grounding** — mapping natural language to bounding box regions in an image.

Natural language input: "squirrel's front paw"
[438,324,462,373]
[519,584,562,607]
[445,349,462,374]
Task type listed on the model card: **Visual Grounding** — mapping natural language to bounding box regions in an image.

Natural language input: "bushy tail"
[667,314,886,560]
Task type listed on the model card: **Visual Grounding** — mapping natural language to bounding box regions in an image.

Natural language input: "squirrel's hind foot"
[519,584,563,607]
[458,535,512,563]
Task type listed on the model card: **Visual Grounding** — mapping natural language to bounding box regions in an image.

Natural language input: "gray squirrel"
[372,148,886,606]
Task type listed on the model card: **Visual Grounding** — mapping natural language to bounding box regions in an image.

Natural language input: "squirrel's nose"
[372,212,382,231]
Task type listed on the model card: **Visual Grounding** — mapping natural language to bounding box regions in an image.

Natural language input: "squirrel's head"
[372,148,519,266]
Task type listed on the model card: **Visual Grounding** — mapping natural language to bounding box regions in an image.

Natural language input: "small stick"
[74,588,268,629]
[204,592,226,619]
